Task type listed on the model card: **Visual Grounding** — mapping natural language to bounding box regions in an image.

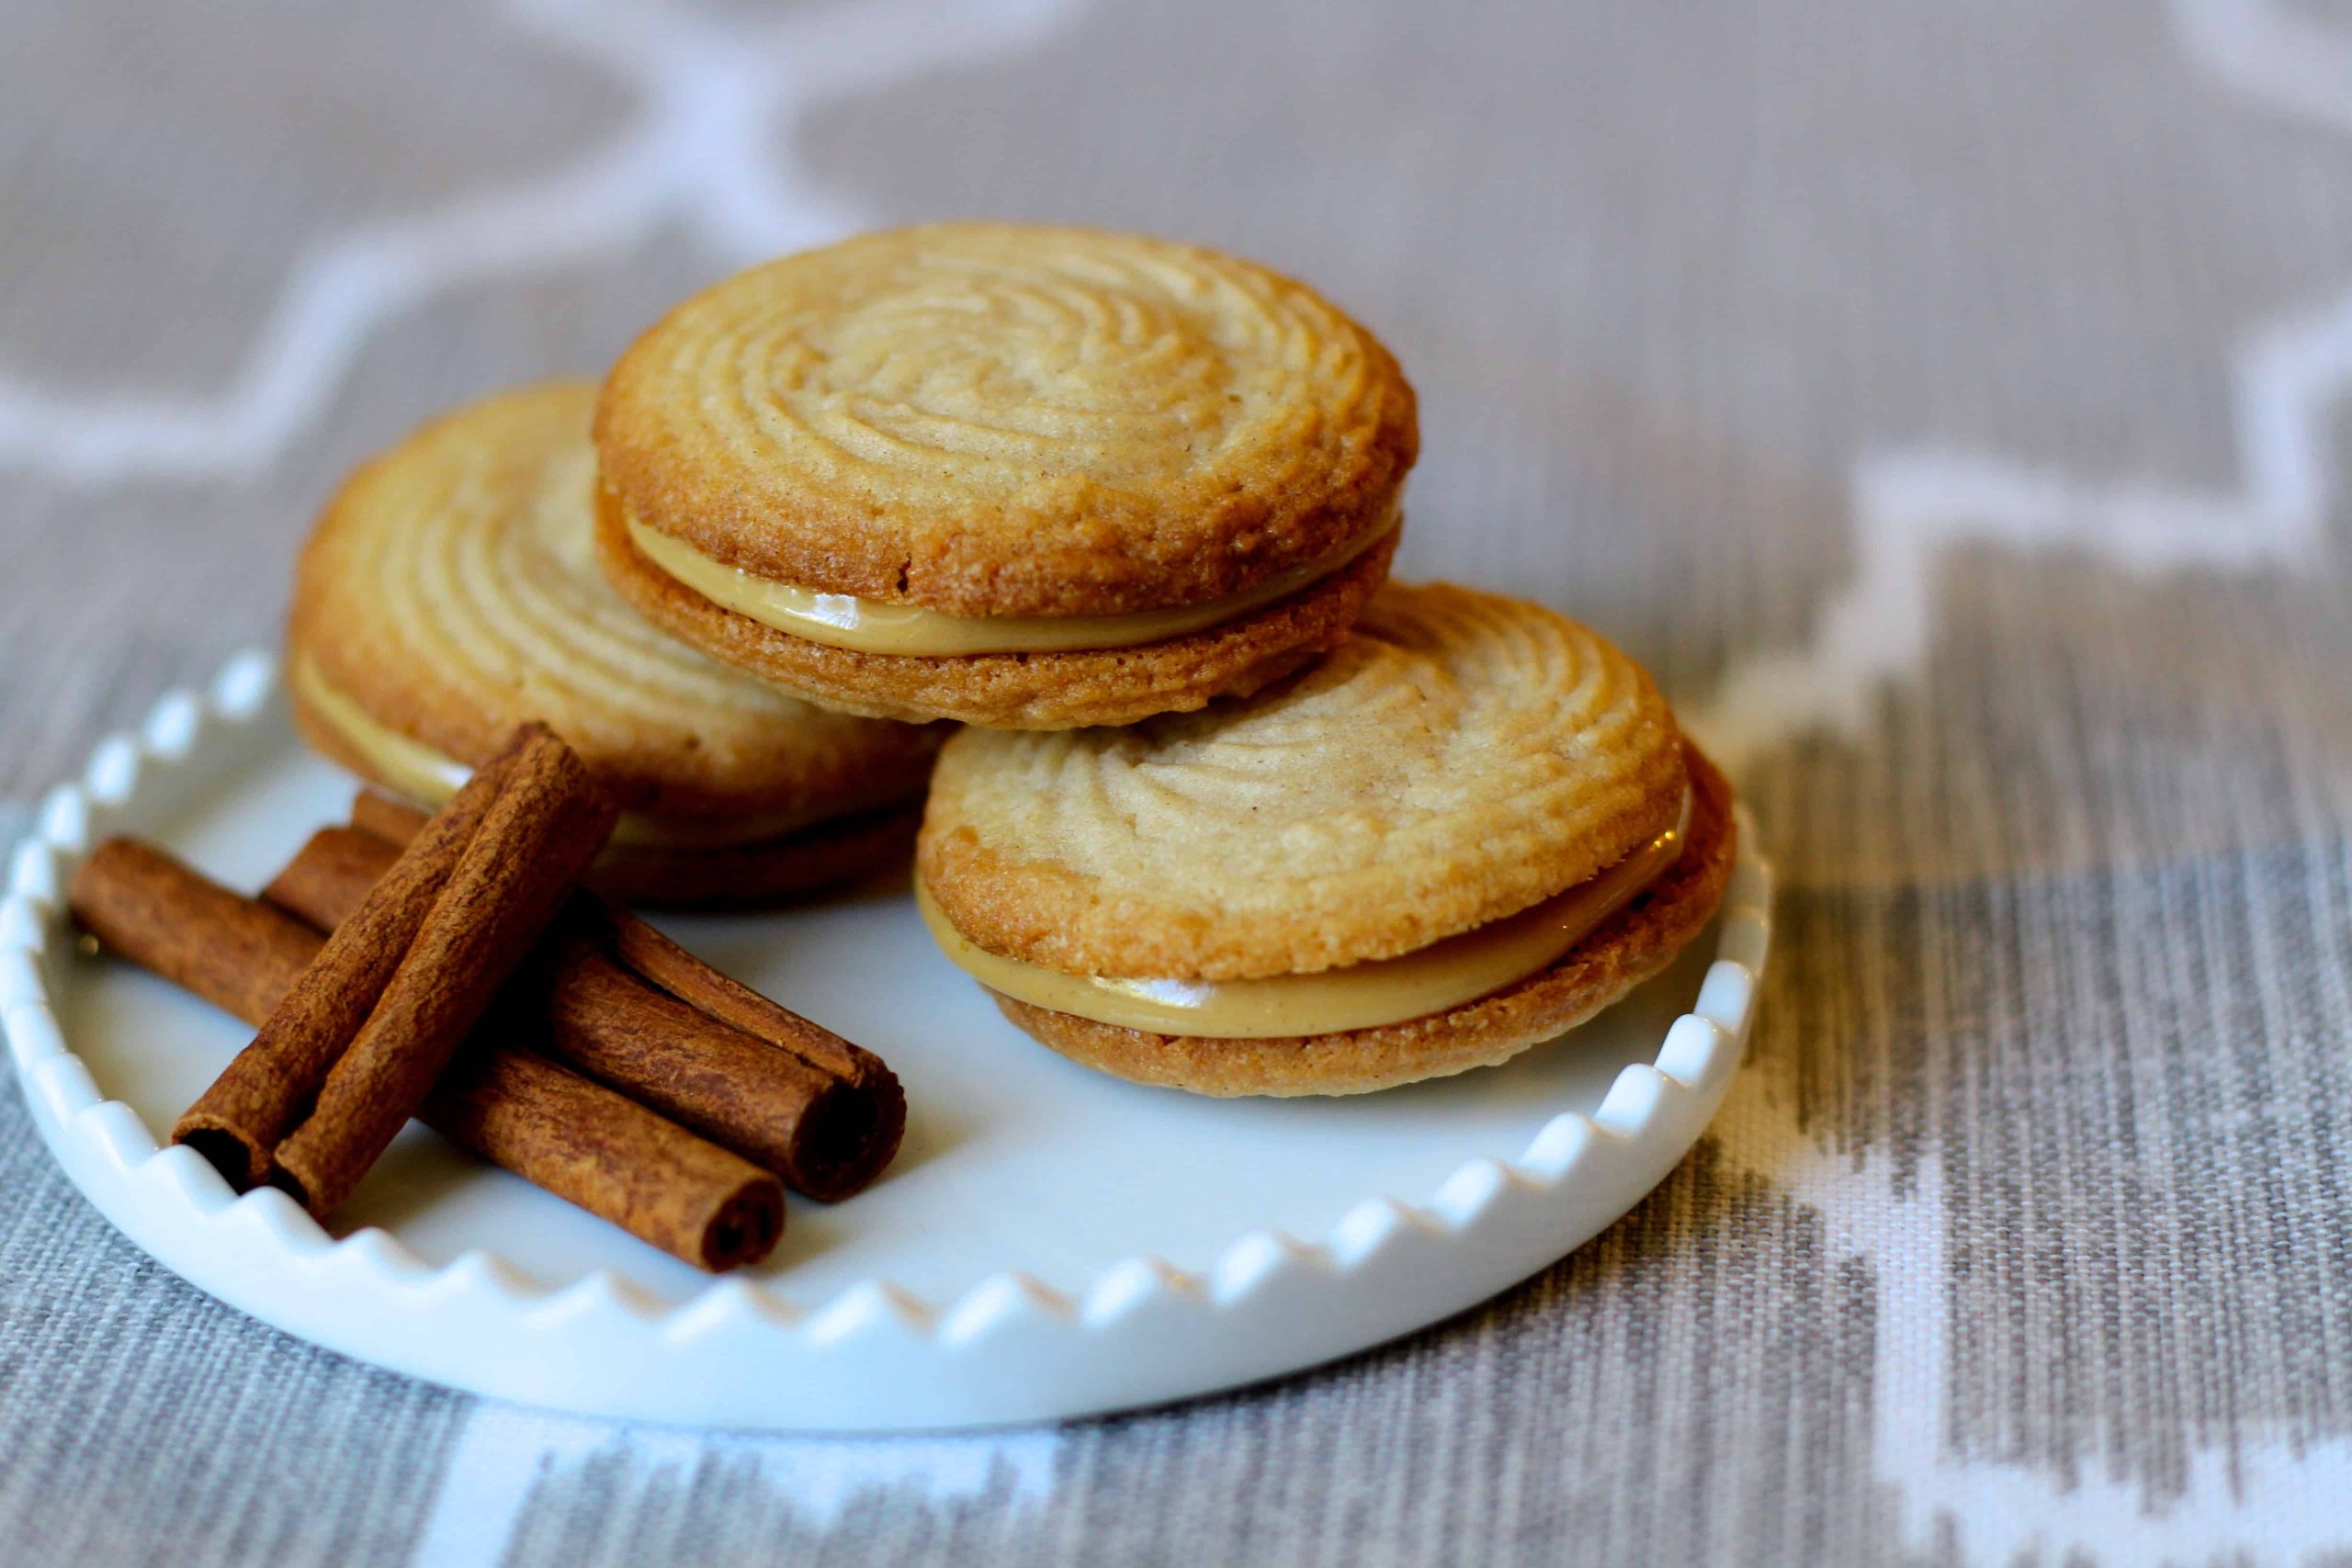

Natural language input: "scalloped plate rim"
[0,649,1773,1430]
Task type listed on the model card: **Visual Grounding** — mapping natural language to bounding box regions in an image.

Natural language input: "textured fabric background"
[5,1,2352,1562]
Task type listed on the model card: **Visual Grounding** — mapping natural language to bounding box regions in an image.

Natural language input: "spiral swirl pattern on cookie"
[920,582,1690,980]
[596,224,1418,617]
[291,382,938,820]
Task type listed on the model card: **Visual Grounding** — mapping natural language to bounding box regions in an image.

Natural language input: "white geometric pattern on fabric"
[410,1406,1061,1568]
[0,0,1083,483]
[1689,1,2351,773]
[1694,4,2352,1561]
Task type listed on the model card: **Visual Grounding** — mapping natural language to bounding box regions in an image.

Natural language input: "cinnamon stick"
[269,728,617,1219]
[346,793,904,1200]
[269,825,892,1201]
[601,914,905,1202]
[74,840,322,1024]
[68,841,782,1269]
[605,915,891,1089]
[166,730,529,1188]
[425,1049,783,1273]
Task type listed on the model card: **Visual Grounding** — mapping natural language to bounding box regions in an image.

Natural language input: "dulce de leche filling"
[290,655,824,851]
[624,502,1402,658]
[919,789,1690,1039]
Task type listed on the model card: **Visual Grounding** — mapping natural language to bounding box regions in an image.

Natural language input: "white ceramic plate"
[0,652,1771,1431]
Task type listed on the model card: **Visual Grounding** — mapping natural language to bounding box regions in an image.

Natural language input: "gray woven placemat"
[5,1,2351,1562]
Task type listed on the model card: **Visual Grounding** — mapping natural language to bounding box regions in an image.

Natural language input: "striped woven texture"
[4,1,2349,1562]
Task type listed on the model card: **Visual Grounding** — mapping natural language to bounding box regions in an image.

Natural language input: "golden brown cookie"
[594,223,1417,728]
[913,582,1732,1095]
[288,380,944,904]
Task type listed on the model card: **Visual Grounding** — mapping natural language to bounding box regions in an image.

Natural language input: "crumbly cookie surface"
[597,496,1396,728]
[594,223,1418,618]
[288,381,942,821]
[921,582,1690,980]
[992,746,1737,1095]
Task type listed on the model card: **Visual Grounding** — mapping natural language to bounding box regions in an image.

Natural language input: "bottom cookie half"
[596,493,1402,729]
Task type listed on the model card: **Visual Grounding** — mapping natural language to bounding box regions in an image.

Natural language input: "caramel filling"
[290,656,820,850]
[918,791,1690,1039]
[624,503,1402,657]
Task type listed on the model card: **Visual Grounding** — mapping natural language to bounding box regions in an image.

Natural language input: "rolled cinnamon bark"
[74,840,322,1023]
[370,789,886,1097]
[166,729,530,1189]
[426,1049,783,1273]
[601,915,905,1202]
[68,840,783,1269]
[270,824,896,1200]
[270,729,617,1220]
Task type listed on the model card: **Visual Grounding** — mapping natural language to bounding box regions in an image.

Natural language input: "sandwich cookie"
[594,222,1417,728]
[915,582,1737,1096]
[288,381,944,906]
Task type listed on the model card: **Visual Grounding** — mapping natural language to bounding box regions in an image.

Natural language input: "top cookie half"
[920,581,1692,983]
[594,224,1418,728]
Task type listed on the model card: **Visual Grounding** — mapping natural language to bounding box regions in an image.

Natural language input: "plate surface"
[0,654,1772,1430]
